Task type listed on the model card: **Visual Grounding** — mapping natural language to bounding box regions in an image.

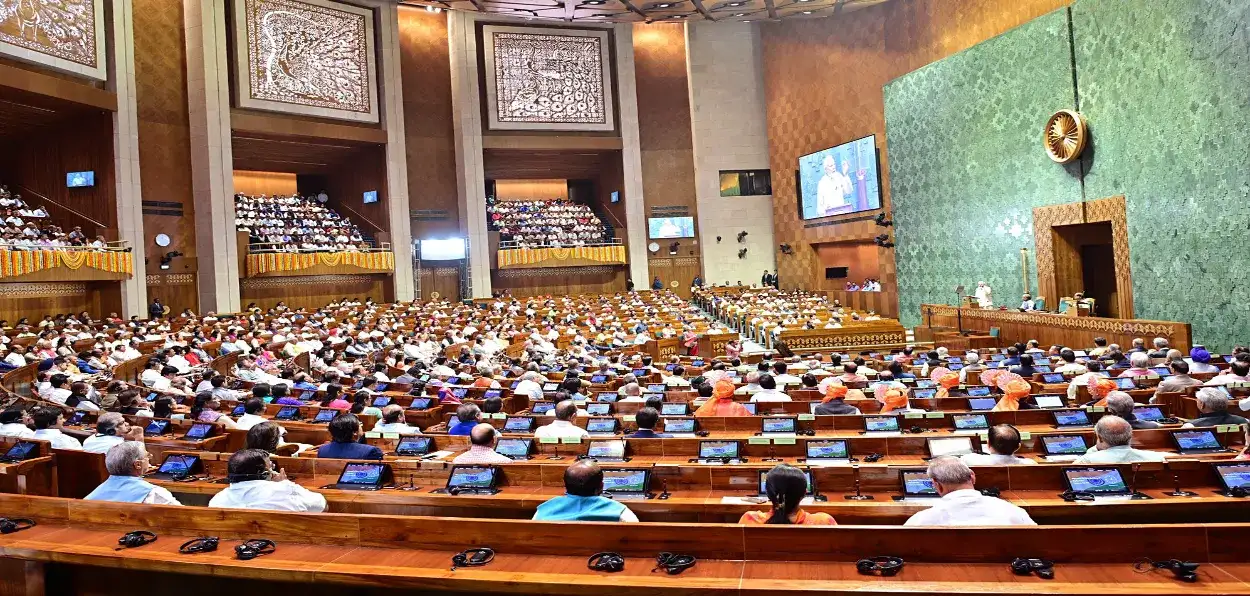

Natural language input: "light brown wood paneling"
[0,113,116,227]
[0,282,121,322]
[419,266,461,302]
[492,266,625,299]
[494,179,568,202]
[233,171,298,196]
[761,0,1073,292]
[133,0,198,314]
[645,257,700,299]
[398,7,460,240]
[1034,195,1133,319]
[241,274,389,312]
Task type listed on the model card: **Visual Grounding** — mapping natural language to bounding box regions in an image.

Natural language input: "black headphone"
[1010,558,1055,580]
[178,536,219,554]
[1059,490,1094,502]
[0,518,35,534]
[451,547,495,571]
[863,453,884,463]
[226,470,272,483]
[116,530,157,549]
[235,539,277,560]
[979,486,1002,498]
[1228,486,1249,498]
[588,552,626,573]
[1135,558,1200,583]
[856,556,905,577]
[652,552,697,575]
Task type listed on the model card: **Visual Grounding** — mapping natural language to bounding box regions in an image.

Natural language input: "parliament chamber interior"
[0,0,1247,593]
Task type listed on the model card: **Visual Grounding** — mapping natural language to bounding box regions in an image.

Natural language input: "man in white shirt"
[533,400,590,441]
[373,405,422,435]
[40,374,72,405]
[749,375,791,402]
[0,408,34,439]
[31,407,82,450]
[1054,349,1089,375]
[233,399,271,431]
[82,412,144,454]
[960,425,1036,466]
[513,372,545,401]
[771,362,802,386]
[84,442,181,505]
[1073,416,1166,463]
[208,449,326,512]
[903,457,1036,526]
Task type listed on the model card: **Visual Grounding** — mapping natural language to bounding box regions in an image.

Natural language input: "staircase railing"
[16,185,111,236]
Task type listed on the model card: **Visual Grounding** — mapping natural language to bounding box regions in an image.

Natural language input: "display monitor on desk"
[1114,377,1138,390]
[927,436,974,458]
[1214,462,1250,494]
[396,437,433,456]
[759,469,813,496]
[912,388,937,399]
[1133,406,1165,422]
[761,417,796,434]
[494,438,532,460]
[333,463,389,491]
[863,415,900,433]
[408,398,433,410]
[967,397,997,411]
[1171,429,1225,454]
[586,440,626,461]
[1034,395,1065,409]
[586,417,619,435]
[1042,373,1066,384]
[1041,434,1089,456]
[603,468,650,497]
[899,469,938,498]
[531,402,555,415]
[1052,409,1092,428]
[952,413,989,431]
[805,439,849,461]
[503,416,536,432]
[663,417,697,436]
[585,403,610,416]
[661,403,689,416]
[698,440,739,460]
[1063,466,1129,495]
[275,406,299,420]
[965,386,991,397]
[446,466,498,491]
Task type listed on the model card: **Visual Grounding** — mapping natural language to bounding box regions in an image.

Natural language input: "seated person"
[31,406,82,450]
[1153,360,1202,402]
[234,398,270,430]
[447,404,482,436]
[373,404,422,435]
[85,442,181,505]
[82,412,143,454]
[749,374,791,402]
[903,457,1035,526]
[1009,354,1038,378]
[534,400,590,441]
[1184,388,1249,428]
[1074,415,1166,463]
[1106,392,1159,430]
[0,407,33,439]
[451,423,514,465]
[694,380,753,417]
[627,407,669,438]
[813,384,860,415]
[208,449,326,512]
[532,460,638,522]
[960,424,1036,465]
[316,414,383,460]
[739,464,835,525]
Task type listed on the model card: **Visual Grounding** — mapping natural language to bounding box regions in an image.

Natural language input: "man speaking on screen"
[816,155,852,216]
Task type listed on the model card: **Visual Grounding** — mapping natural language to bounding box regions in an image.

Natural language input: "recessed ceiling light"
[585,0,605,4]
[727,1,743,5]
[734,12,745,15]
[802,10,811,14]
[656,2,671,6]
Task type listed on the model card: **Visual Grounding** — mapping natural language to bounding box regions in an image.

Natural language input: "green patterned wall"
[884,8,1083,328]
[1073,0,1250,351]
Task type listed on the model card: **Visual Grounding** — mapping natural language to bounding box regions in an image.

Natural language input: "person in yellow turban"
[814,383,860,415]
[694,379,752,417]
[880,388,912,413]
[993,379,1033,412]
[1087,376,1118,407]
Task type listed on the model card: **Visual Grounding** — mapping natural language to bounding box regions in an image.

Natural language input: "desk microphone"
[1165,463,1197,497]
[658,478,671,500]
[763,443,781,463]
[845,464,874,500]
[400,472,419,492]
[1129,463,1152,500]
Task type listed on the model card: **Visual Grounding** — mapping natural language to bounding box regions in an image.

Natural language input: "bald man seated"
[532,460,639,522]
[1074,415,1166,463]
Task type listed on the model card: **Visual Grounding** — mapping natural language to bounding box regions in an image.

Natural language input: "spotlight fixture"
[159,251,183,270]
[668,241,680,255]
[874,212,894,227]
[734,12,746,16]
[738,248,748,259]
[727,1,743,5]
[737,231,748,243]
[802,10,811,13]
[873,233,895,248]
[424,4,442,12]
[584,0,606,4]
[716,235,722,243]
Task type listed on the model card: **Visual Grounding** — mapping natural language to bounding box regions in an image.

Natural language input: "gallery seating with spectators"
[234,193,370,253]
[488,198,609,247]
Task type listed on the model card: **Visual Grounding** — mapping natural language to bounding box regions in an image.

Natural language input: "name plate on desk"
[798,414,816,421]
[490,413,508,419]
[538,437,560,444]
[904,412,924,419]
[925,412,945,419]
[622,415,637,422]
[772,437,796,445]
[382,433,400,440]
[560,436,582,444]
[748,437,772,445]
[364,432,382,439]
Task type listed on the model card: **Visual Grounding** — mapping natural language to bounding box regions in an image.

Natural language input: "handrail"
[597,204,627,232]
[0,241,130,252]
[333,201,386,237]
[497,238,623,250]
[16,185,108,229]
[247,242,392,254]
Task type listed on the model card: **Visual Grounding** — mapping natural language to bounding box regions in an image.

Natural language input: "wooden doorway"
[1033,196,1134,319]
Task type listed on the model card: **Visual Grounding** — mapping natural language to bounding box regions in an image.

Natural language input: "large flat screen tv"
[797,135,881,220]
[420,238,466,260]
[648,216,694,239]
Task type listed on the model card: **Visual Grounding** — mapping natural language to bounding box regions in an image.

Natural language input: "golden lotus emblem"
[1044,109,1088,164]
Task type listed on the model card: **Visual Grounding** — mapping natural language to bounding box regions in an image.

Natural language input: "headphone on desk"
[179,536,219,554]
[856,556,904,577]
[1135,558,1200,583]
[652,552,697,575]
[235,539,277,560]
[1010,558,1055,579]
[451,547,495,571]
[0,518,35,534]
[588,552,626,573]
[1059,490,1095,502]
[116,530,157,549]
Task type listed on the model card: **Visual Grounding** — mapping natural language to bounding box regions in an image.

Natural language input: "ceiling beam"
[690,0,716,21]
[762,0,778,19]
[563,0,576,20]
[617,0,650,19]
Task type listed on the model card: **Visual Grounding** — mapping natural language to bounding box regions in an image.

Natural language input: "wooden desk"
[920,305,1193,352]
[1,494,1249,594]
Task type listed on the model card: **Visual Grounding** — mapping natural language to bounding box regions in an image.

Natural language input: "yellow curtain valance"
[247,251,395,275]
[497,246,627,269]
[0,250,133,278]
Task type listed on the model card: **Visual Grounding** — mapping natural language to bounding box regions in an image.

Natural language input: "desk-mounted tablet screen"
[661,403,689,416]
[967,397,996,410]
[864,416,900,432]
[1063,467,1129,494]
[494,438,531,458]
[663,418,696,434]
[587,440,625,459]
[900,469,937,497]
[503,417,535,432]
[699,440,738,459]
[927,436,974,458]
[805,439,848,459]
[1053,410,1090,427]
[966,386,991,397]
[759,469,813,495]
[1034,395,1064,409]
[762,417,796,433]
[1041,434,1088,455]
[447,466,497,489]
[952,414,988,430]
[338,463,386,487]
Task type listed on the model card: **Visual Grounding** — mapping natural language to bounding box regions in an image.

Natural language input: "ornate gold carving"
[1044,109,1088,164]
[0,0,102,77]
[241,274,378,289]
[482,26,615,132]
[0,281,86,297]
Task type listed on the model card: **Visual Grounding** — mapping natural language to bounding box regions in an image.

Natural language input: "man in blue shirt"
[448,404,482,436]
[316,414,383,460]
[532,461,638,522]
[627,407,669,438]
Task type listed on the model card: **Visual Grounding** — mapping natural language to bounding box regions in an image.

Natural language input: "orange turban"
[823,384,848,403]
[879,389,909,413]
[992,379,1032,412]
[1088,377,1117,406]
[713,379,736,400]
[939,373,960,388]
